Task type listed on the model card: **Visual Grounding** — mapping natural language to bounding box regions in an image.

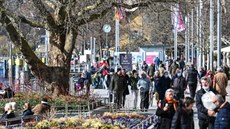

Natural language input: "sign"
[146,52,159,65]
[120,54,132,71]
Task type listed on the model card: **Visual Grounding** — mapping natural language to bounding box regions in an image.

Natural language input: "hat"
[117,68,121,72]
[41,98,48,104]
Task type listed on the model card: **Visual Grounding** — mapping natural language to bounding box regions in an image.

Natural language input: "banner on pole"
[171,4,185,32]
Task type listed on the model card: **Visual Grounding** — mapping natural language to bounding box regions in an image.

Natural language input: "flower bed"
[0,92,99,114]
[21,112,152,129]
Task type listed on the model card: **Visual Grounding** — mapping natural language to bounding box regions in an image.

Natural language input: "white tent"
[221,46,230,52]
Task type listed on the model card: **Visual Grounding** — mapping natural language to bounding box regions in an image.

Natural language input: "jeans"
[131,90,138,109]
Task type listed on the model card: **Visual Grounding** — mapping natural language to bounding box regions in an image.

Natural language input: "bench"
[92,89,111,104]
[0,115,40,128]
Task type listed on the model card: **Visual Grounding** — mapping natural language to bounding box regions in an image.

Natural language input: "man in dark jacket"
[213,94,230,129]
[186,64,199,99]
[121,69,130,108]
[130,70,139,109]
[172,69,187,100]
[110,68,126,109]
[196,76,217,129]
[157,71,172,100]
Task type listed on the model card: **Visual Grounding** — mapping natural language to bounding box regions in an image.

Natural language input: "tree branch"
[0,10,47,78]
[4,10,46,28]
[77,0,106,16]
[32,0,57,29]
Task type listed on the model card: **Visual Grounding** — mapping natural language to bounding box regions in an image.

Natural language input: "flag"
[114,0,126,22]
[171,4,185,32]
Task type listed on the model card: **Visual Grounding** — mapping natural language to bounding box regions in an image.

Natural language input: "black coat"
[196,88,217,121]
[186,67,198,84]
[157,77,171,100]
[171,107,194,129]
[156,100,177,129]
[21,109,34,117]
[123,74,130,95]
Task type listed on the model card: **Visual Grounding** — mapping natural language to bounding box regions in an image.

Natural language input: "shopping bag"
[201,91,217,110]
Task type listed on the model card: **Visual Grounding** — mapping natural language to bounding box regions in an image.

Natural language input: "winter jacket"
[213,72,228,96]
[172,76,187,99]
[110,73,126,92]
[171,107,194,129]
[32,103,51,115]
[1,111,16,119]
[137,77,153,93]
[123,74,130,95]
[157,76,171,100]
[186,67,198,84]
[21,109,34,117]
[214,102,230,129]
[170,62,179,77]
[147,64,155,76]
[156,99,178,129]
[196,88,217,121]
[130,76,139,90]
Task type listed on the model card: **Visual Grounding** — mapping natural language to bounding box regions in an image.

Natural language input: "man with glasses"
[196,76,217,129]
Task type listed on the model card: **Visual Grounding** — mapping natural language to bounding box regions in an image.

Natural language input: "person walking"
[186,64,199,99]
[147,63,155,78]
[155,89,178,129]
[172,69,187,100]
[121,69,130,108]
[103,68,115,102]
[129,70,140,110]
[196,76,217,129]
[212,94,230,129]
[110,68,126,109]
[171,97,195,129]
[213,67,228,100]
[157,71,172,101]
[137,71,153,112]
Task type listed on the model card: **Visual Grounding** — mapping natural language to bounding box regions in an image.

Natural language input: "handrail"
[131,115,155,129]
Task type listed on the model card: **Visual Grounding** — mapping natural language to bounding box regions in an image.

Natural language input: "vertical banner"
[172,4,186,32]
[146,52,159,65]
[120,54,132,71]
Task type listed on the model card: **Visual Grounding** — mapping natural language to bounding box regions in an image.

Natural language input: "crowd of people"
[75,57,230,129]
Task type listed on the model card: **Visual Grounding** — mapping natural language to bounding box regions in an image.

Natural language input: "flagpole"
[185,16,188,63]
[191,6,194,64]
[115,15,120,67]
[174,4,178,60]
[217,0,222,67]
[198,0,203,70]
[210,0,214,71]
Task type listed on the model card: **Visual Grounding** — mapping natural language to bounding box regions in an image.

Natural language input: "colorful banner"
[145,52,159,65]
[171,4,185,32]
[120,54,132,71]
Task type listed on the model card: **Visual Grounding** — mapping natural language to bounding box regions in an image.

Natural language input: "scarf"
[165,98,178,111]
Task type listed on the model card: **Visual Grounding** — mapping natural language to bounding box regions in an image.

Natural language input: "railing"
[131,115,155,129]
[54,100,102,117]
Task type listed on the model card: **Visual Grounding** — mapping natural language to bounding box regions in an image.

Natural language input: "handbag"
[152,115,161,129]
